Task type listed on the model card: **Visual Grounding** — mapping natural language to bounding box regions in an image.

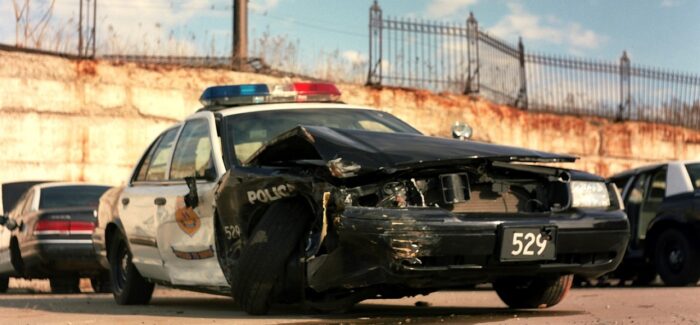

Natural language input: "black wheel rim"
[663,237,685,272]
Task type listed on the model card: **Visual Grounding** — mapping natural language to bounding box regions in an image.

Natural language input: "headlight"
[570,181,610,208]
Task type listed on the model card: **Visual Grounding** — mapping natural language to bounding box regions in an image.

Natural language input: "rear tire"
[233,200,312,315]
[90,272,112,293]
[0,276,8,293]
[50,276,80,294]
[109,233,154,304]
[494,274,573,309]
[654,228,700,286]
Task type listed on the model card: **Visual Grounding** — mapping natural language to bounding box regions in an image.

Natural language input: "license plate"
[500,226,557,261]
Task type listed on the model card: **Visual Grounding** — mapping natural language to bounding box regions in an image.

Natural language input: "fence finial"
[620,50,629,63]
[468,11,477,25]
[372,0,381,10]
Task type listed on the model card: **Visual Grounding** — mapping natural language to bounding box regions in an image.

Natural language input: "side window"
[145,127,180,181]
[627,174,649,206]
[170,119,216,180]
[686,163,700,190]
[133,132,166,182]
[21,189,35,214]
[644,168,667,206]
[11,191,30,216]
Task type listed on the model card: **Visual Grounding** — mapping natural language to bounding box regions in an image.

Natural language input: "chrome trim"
[129,236,158,248]
[34,230,93,235]
[26,239,92,245]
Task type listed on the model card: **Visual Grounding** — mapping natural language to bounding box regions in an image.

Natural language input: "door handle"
[154,197,167,206]
[121,197,130,206]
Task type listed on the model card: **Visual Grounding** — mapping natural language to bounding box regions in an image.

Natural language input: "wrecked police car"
[105,82,629,314]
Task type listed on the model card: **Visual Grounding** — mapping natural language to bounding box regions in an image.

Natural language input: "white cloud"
[425,0,478,19]
[342,50,367,65]
[488,3,607,52]
[661,0,682,7]
[2,0,233,55]
[249,0,281,14]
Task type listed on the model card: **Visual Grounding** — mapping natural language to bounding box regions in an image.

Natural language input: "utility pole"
[92,0,97,57]
[233,0,248,70]
[78,0,83,56]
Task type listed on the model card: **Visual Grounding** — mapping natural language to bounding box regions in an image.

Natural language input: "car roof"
[609,160,700,179]
[609,163,666,180]
[34,182,110,190]
[195,102,379,118]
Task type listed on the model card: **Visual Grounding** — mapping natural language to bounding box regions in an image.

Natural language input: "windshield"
[686,163,700,190]
[224,108,420,164]
[39,186,111,209]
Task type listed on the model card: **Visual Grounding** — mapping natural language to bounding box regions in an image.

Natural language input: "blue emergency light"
[199,84,270,106]
[199,82,341,108]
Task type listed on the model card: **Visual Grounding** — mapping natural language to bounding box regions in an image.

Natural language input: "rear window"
[39,186,110,209]
[687,163,700,190]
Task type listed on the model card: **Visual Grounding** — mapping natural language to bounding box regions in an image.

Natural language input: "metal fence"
[367,2,700,129]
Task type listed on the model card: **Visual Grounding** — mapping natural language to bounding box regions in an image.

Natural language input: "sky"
[1,0,699,74]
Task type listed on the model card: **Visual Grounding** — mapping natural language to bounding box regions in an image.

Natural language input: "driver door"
[156,118,228,286]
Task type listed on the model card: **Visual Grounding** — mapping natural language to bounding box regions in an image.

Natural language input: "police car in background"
[97,82,629,314]
[610,161,700,286]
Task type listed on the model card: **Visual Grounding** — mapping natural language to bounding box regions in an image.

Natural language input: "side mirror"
[451,121,473,140]
[0,215,18,231]
[184,176,199,208]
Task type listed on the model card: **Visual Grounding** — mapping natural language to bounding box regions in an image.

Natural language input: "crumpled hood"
[246,126,576,176]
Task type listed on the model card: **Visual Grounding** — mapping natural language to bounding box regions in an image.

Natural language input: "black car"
[0,182,111,293]
[101,82,629,315]
[609,161,700,286]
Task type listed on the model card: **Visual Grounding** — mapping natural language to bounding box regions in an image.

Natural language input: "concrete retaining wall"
[1,50,698,189]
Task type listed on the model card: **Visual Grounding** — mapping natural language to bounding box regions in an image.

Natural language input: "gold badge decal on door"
[176,204,201,236]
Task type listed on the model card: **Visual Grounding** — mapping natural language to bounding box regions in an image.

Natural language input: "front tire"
[494,275,573,309]
[232,200,312,315]
[50,276,80,294]
[654,228,700,286]
[109,233,154,304]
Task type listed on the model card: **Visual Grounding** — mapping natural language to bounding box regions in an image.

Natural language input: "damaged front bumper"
[306,207,629,292]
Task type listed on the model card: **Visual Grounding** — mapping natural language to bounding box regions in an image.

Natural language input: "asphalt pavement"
[0,280,698,325]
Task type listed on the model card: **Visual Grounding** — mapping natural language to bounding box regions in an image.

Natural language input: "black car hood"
[246,126,577,177]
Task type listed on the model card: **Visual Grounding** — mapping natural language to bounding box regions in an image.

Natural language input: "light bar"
[292,82,341,102]
[199,82,342,108]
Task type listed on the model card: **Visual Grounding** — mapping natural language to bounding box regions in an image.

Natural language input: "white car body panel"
[666,161,695,197]
[120,183,169,280]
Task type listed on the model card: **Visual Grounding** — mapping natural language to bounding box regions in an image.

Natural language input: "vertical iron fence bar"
[403,19,408,87]
[367,1,382,86]
[618,51,631,121]
[450,23,456,90]
[408,18,412,87]
[465,13,479,94]
[421,20,425,87]
[428,20,432,87]
[440,23,445,90]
